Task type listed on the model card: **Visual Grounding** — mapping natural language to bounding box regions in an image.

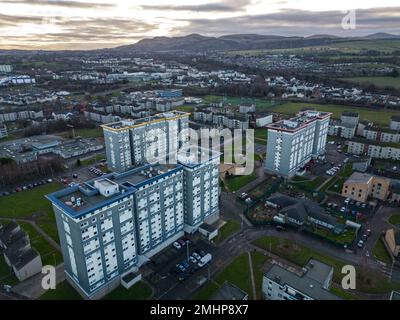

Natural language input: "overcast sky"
[0,0,399,50]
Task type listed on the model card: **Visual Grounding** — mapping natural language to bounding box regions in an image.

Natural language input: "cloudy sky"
[0,0,399,50]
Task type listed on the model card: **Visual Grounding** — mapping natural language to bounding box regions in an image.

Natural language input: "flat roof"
[54,163,181,215]
[101,110,189,131]
[267,110,331,133]
[265,262,340,300]
[345,172,374,184]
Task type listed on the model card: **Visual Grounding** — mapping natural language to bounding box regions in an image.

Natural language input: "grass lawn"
[175,105,195,113]
[40,281,82,300]
[269,102,400,127]
[388,214,400,226]
[291,176,326,190]
[0,254,19,286]
[103,282,153,300]
[75,128,103,138]
[372,239,392,265]
[251,251,269,299]
[201,95,281,112]
[224,171,257,192]
[328,177,347,193]
[254,128,268,141]
[193,253,252,300]
[330,285,360,300]
[79,153,106,167]
[253,236,400,294]
[341,77,400,90]
[37,221,60,244]
[20,223,63,266]
[192,281,220,300]
[0,182,62,219]
[214,220,241,244]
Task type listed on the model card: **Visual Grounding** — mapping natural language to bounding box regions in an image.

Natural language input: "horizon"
[0,0,399,50]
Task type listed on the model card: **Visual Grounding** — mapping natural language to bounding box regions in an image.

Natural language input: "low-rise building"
[347,140,400,161]
[341,111,359,127]
[0,222,43,282]
[384,228,400,259]
[341,172,390,203]
[0,122,8,139]
[266,193,338,229]
[390,116,400,131]
[262,259,340,300]
[328,121,356,139]
[255,115,273,128]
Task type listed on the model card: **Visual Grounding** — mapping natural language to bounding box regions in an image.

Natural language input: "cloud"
[175,7,400,37]
[140,0,252,13]
[0,0,115,9]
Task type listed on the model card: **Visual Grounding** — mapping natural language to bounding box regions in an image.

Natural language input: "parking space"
[145,237,214,297]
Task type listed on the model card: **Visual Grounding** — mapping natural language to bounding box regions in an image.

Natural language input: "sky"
[0,0,399,50]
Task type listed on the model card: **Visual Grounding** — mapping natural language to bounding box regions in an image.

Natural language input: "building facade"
[0,123,8,139]
[46,150,220,299]
[265,111,331,178]
[262,259,339,300]
[341,172,390,203]
[347,140,400,161]
[102,111,190,172]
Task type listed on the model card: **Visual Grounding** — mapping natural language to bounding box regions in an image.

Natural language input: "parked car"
[181,261,189,269]
[192,252,201,261]
[189,256,197,264]
[172,242,181,250]
[357,240,364,248]
[362,234,368,242]
[176,264,185,272]
[344,198,350,204]
[340,207,346,213]
[366,229,372,237]
[178,239,186,247]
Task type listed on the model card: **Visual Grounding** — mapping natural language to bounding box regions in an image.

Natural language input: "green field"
[224,171,257,192]
[342,77,400,89]
[103,282,153,300]
[20,223,62,266]
[201,95,282,111]
[251,251,269,299]
[0,254,18,286]
[75,128,104,138]
[193,253,252,300]
[0,182,62,219]
[269,102,400,126]
[40,281,82,300]
[253,236,400,294]
[214,220,241,244]
[372,239,392,265]
[388,214,400,226]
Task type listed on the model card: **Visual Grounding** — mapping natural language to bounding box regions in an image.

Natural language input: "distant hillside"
[108,33,400,53]
[111,33,351,53]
